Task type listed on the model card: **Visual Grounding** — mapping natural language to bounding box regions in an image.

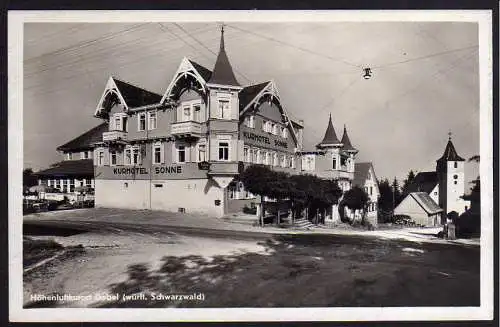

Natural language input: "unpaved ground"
[23,230,270,308]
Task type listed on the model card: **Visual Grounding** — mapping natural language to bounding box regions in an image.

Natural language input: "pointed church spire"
[341,124,358,153]
[316,113,342,148]
[437,132,465,162]
[208,24,240,86]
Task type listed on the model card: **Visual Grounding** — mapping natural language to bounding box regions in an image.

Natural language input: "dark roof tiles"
[57,122,108,152]
[36,159,94,177]
[208,28,240,86]
[341,125,357,152]
[189,60,212,82]
[113,78,162,108]
[239,81,270,111]
[437,139,465,162]
[317,114,341,147]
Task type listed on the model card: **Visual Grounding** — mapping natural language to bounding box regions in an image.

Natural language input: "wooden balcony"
[102,130,128,143]
[171,121,202,138]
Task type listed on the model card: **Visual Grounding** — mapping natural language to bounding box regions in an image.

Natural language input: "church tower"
[436,133,468,220]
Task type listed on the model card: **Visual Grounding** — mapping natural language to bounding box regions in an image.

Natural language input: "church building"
[394,135,470,226]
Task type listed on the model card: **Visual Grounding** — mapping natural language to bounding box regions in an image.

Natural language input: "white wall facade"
[95,178,225,217]
[445,161,469,214]
[394,195,438,227]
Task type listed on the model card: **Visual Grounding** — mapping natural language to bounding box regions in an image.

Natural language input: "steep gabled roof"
[406,171,439,194]
[208,27,240,86]
[188,59,212,82]
[57,122,108,152]
[353,162,377,188]
[410,192,443,215]
[317,114,342,148]
[113,78,162,108]
[35,159,94,178]
[437,139,465,162]
[239,81,270,112]
[341,125,357,152]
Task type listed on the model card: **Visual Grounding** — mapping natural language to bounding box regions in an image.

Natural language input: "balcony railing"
[171,121,202,138]
[102,130,128,142]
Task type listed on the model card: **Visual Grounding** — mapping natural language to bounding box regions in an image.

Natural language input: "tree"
[392,177,402,207]
[341,186,369,224]
[240,165,278,226]
[23,168,38,188]
[402,170,416,196]
[377,178,394,222]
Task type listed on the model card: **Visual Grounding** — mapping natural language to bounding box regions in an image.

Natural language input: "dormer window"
[179,100,203,122]
[113,113,127,132]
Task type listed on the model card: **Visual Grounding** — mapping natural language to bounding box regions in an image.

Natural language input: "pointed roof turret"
[316,114,342,148]
[437,133,465,162]
[341,124,358,153]
[208,25,240,87]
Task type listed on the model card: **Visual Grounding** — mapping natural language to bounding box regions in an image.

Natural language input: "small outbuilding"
[394,192,443,227]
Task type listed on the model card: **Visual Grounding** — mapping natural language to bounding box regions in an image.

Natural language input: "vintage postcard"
[8,10,494,322]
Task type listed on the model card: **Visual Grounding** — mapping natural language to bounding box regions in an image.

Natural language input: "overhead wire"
[24,23,150,63]
[24,25,216,78]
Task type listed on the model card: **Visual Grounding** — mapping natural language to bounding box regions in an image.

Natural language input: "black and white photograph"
[8,10,494,322]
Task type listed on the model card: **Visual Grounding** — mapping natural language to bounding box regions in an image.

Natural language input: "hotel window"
[282,127,288,139]
[218,142,229,161]
[243,147,249,163]
[218,99,230,119]
[273,152,278,166]
[124,148,132,165]
[177,145,186,163]
[97,151,104,166]
[183,106,191,121]
[262,120,267,132]
[153,143,164,164]
[332,158,337,169]
[83,151,89,159]
[132,147,141,165]
[250,148,256,163]
[281,154,286,168]
[256,149,262,164]
[289,156,294,168]
[263,151,269,165]
[198,144,206,162]
[245,115,255,128]
[62,180,68,193]
[114,116,122,131]
[69,179,75,193]
[454,161,457,168]
[148,111,157,130]
[138,113,146,131]
[85,179,92,188]
[66,153,72,160]
[272,124,279,135]
[193,104,201,122]
[110,151,117,166]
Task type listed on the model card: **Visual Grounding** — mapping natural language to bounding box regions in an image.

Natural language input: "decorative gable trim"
[161,57,208,104]
[240,80,299,146]
[94,76,129,117]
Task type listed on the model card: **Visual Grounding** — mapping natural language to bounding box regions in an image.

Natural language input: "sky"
[23,20,481,185]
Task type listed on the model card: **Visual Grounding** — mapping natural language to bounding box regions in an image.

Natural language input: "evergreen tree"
[392,177,402,207]
[402,170,416,196]
[377,178,394,222]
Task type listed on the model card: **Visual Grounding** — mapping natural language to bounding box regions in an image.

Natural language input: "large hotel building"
[36,28,380,222]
